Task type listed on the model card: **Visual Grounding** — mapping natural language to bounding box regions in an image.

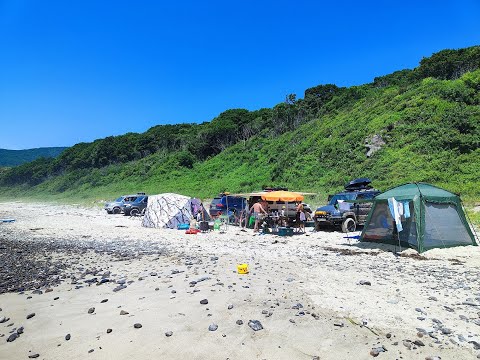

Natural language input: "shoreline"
[0,202,479,359]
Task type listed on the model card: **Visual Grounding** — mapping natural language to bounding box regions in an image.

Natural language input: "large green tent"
[360,183,477,253]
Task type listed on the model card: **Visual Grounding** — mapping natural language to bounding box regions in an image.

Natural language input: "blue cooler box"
[278,227,293,236]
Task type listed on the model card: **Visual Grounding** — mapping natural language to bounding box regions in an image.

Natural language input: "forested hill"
[1,46,479,203]
[0,147,67,167]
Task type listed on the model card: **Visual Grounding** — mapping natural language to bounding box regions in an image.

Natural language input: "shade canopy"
[261,191,304,202]
[360,183,476,253]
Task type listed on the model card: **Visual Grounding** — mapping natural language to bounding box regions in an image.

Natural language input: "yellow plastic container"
[237,263,249,274]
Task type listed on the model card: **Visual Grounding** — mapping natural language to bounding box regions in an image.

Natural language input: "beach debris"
[0,316,6,323]
[65,334,71,341]
[17,326,24,335]
[28,354,40,358]
[26,313,36,319]
[165,331,173,337]
[425,357,441,360]
[236,320,243,325]
[227,304,233,310]
[88,349,94,353]
[248,320,263,331]
[133,323,142,329]
[208,324,218,331]
[200,299,208,305]
[100,299,108,303]
[87,307,95,314]
[120,310,129,315]
[107,329,112,334]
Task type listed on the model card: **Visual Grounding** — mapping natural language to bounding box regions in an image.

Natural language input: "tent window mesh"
[363,203,394,241]
[424,202,472,248]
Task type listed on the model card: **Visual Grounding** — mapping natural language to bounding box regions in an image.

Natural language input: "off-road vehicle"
[314,178,380,232]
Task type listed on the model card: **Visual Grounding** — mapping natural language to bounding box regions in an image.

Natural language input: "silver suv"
[104,193,146,214]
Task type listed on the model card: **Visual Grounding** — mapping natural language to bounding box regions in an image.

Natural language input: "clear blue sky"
[1,0,479,149]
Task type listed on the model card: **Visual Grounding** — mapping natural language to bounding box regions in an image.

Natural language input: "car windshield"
[328,193,357,205]
[115,197,124,202]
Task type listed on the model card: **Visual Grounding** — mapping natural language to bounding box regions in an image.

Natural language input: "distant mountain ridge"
[0,147,68,167]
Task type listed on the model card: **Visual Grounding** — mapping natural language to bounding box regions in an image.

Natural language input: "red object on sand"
[185,229,201,234]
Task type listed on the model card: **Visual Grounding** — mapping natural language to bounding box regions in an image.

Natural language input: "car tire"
[130,208,140,217]
[113,207,121,214]
[341,217,356,233]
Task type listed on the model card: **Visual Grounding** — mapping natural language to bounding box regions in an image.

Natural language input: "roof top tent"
[360,183,477,253]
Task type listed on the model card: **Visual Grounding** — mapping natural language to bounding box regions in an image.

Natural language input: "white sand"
[0,201,479,359]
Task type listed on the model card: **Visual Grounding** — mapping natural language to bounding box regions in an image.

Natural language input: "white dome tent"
[142,193,193,229]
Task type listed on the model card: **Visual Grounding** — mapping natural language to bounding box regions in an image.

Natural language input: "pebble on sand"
[107,329,112,334]
[65,334,71,341]
[248,320,263,331]
[208,324,218,331]
[165,331,173,337]
[6,333,18,342]
[88,307,95,314]
[134,323,142,329]
[200,299,208,305]
[28,354,40,359]
[26,313,36,319]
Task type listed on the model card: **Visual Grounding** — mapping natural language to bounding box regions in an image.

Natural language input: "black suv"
[122,195,148,216]
[314,178,380,232]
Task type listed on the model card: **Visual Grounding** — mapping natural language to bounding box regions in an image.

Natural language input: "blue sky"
[1,0,479,149]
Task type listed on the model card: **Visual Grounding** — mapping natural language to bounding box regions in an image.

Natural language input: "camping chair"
[217,214,229,232]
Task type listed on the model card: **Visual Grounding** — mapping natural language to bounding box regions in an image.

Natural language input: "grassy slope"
[7,73,479,217]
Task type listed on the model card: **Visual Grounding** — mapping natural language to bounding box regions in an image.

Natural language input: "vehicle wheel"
[113,207,121,214]
[130,208,140,217]
[106,210,113,214]
[341,218,356,233]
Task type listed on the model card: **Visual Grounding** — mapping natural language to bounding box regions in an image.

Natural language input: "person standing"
[295,202,304,232]
[250,199,268,232]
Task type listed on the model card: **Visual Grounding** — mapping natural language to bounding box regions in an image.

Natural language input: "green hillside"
[1,46,479,222]
[0,147,67,167]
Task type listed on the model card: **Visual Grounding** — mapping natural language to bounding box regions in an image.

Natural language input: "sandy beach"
[0,202,479,359]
